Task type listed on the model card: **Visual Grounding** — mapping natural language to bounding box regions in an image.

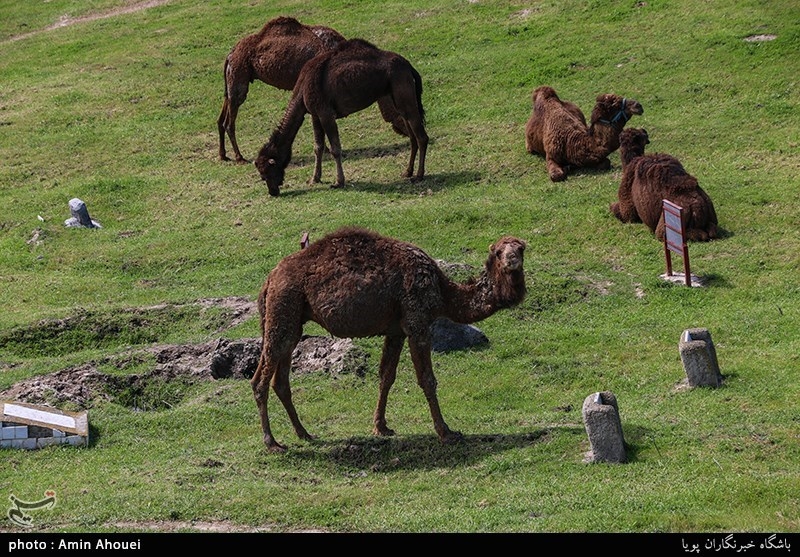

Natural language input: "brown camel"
[524,86,644,181]
[217,16,406,163]
[254,38,428,196]
[610,128,719,241]
[252,226,527,452]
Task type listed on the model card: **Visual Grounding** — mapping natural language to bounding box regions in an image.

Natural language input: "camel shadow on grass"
[289,140,414,166]
[269,427,577,471]
[271,169,481,198]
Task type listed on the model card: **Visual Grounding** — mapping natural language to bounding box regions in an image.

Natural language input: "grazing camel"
[524,86,644,181]
[217,16,406,163]
[611,128,719,241]
[254,38,428,196]
[252,226,527,452]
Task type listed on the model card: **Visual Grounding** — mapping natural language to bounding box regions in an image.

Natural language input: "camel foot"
[549,172,567,182]
[220,155,231,162]
[408,175,424,183]
[330,182,345,189]
[439,430,464,445]
[264,436,287,453]
[373,425,396,437]
[296,431,315,442]
[234,157,250,165]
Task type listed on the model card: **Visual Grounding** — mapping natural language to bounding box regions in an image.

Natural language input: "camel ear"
[268,158,276,166]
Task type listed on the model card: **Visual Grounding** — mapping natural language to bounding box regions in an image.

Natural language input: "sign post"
[662,199,692,287]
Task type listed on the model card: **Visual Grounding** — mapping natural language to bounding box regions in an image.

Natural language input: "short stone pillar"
[679,328,721,387]
[64,198,101,228]
[582,391,627,463]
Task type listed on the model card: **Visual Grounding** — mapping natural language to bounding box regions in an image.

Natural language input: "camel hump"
[311,25,346,48]
[533,85,559,101]
[264,16,302,30]
[260,16,314,37]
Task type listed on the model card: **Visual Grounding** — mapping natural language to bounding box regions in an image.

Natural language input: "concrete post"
[582,391,627,463]
[679,328,721,387]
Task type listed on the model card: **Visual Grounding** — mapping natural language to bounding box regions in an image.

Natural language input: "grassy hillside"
[0,0,798,533]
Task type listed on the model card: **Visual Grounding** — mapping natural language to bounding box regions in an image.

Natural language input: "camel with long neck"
[217,17,406,163]
[252,226,527,452]
[254,39,428,196]
[524,86,644,181]
[611,128,719,241]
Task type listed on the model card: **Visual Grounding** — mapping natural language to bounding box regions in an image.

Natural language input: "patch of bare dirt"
[5,0,171,43]
[744,34,777,42]
[0,297,368,410]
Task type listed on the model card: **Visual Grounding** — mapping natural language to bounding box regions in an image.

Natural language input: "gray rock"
[430,317,488,353]
[64,198,101,228]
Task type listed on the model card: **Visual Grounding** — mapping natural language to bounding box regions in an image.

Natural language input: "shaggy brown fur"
[524,86,644,182]
[254,39,428,196]
[252,226,527,452]
[610,128,719,241]
[217,17,405,163]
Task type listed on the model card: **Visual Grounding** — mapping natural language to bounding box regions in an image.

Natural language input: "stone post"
[679,328,721,387]
[65,198,101,228]
[582,391,627,463]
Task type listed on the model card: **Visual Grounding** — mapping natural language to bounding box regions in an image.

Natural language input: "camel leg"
[413,125,428,181]
[403,117,428,182]
[390,75,427,181]
[407,337,463,444]
[377,96,409,137]
[404,130,418,179]
[610,201,641,223]
[218,98,249,164]
[252,292,307,451]
[218,73,250,163]
[611,175,641,223]
[271,352,314,442]
[318,114,345,188]
[373,335,405,437]
[593,157,612,171]
[546,156,568,182]
[217,99,231,161]
[655,214,667,242]
[309,115,325,184]
[251,350,285,452]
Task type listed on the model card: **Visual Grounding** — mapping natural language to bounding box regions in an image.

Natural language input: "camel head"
[484,236,527,309]
[591,94,644,127]
[489,236,526,272]
[619,128,650,152]
[254,142,289,197]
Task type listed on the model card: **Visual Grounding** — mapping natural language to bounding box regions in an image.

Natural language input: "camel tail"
[412,66,426,126]
[257,278,269,334]
[222,55,231,100]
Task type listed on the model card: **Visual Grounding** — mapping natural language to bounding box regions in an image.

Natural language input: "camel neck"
[442,272,526,324]
[270,96,308,150]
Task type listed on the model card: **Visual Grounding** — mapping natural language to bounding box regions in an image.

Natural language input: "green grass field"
[0,0,798,534]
